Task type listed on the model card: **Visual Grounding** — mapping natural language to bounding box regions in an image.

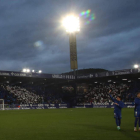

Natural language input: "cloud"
[0,0,140,74]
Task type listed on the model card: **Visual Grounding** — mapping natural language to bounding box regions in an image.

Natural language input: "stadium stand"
[0,85,43,104]
[0,80,140,106]
[76,83,139,104]
[0,68,140,107]
[0,84,64,105]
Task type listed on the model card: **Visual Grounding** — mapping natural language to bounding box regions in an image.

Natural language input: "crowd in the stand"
[1,85,43,104]
[76,83,139,104]
[0,82,139,105]
[0,85,64,104]
[62,86,74,93]
[26,85,63,104]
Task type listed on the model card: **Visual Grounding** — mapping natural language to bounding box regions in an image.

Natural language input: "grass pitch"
[0,108,139,140]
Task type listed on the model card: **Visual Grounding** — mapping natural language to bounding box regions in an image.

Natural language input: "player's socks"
[116,118,119,126]
[134,118,138,127]
[118,119,121,126]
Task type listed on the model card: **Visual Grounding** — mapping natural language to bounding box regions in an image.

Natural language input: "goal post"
[0,99,4,110]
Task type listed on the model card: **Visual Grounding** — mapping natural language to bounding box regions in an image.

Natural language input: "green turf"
[0,108,139,140]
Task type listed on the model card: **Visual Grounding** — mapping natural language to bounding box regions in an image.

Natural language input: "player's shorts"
[114,112,122,119]
[134,111,140,118]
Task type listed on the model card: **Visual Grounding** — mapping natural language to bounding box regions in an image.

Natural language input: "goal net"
[0,99,4,110]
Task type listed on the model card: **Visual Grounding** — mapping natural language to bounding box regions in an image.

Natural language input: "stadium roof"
[0,68,140,86]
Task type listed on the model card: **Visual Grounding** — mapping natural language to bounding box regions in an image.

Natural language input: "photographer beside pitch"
[109,90,124,130]
[134,92,140,132]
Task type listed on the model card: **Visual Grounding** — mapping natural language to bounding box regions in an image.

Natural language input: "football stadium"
[0,1,140,140]
[0,68,140,140]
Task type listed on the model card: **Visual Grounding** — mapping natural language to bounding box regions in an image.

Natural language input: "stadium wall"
[1,103,135,110]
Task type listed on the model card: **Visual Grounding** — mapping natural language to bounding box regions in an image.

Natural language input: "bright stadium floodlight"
[26,69,30,73]
[32,70,35,73]
[62,15,80,33]
[39,70,42,73]
[23,69,27,72]
[134,64,139,69]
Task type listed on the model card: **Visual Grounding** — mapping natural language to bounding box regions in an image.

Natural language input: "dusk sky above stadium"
[0,0,140,74]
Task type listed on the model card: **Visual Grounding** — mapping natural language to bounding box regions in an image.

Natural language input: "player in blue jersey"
[134,92,140,132]
[109,90,124,130]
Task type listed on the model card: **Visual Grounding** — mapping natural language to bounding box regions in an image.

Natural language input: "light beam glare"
[80,9,95,25]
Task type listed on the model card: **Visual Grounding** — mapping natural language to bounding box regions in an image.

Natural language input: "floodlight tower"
[62,15,80,76]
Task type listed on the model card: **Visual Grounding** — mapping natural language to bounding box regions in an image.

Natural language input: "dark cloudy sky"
[0,0,140,74]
